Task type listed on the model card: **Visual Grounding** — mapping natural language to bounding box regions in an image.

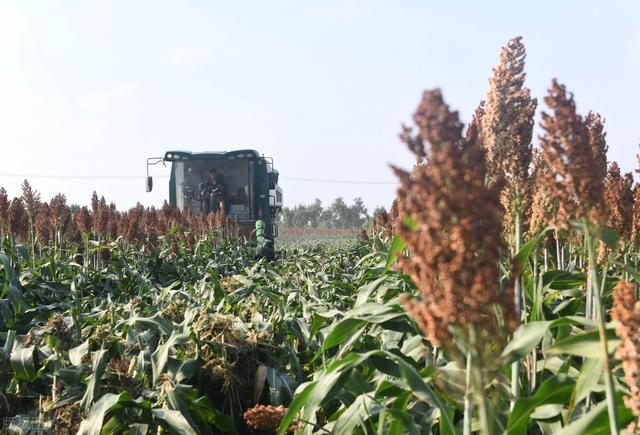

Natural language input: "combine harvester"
[146,149,283,258]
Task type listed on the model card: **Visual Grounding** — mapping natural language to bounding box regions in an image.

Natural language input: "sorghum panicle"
[372,208,391,238]
[0,187,8,234]
[7,198,28,240]
[539,80,603,230]
[612,280,640,433]
[243,404,296,432]
[50,194,71,238]
[35,204,53,244]
[21,180,41,221]
[75,206,93,236]
[97,197,109,237]
[631,148,640,246]
[603,162,634,240]
[481,36,537,190]
[528,149,556,238]
[586,111,608,185]
[393,89,517,349]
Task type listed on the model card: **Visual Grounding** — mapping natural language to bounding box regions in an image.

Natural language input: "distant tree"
[327,197,349,228]
[348,197,369,228]
[279,197,369,229]
[308,199,323,228]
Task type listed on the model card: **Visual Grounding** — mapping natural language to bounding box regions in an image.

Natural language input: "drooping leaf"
[10,344,39,381]
[152,408,198,435]
[151,330,189,384]
[77,393,126,435]
[125,314,174,336]
[69,339,90,366]
[80,348,109,412]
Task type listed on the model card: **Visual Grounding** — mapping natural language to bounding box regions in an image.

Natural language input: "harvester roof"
[163,149,261,162]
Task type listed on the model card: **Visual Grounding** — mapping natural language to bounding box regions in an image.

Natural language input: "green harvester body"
[147,149,282,258]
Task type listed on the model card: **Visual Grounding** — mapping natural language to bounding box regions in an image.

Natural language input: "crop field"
[276,227,359,247]
[2,36,640,435]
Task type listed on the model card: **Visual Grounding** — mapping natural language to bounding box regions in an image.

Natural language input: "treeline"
[279,197,375,229]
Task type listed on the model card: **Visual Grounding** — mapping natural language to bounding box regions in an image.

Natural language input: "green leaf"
[279,354,366,434]
[265,366,296,406]
[542,270,586,290]
[393,355,455,435]
[595,226,620,249]
[125,314,174,336]
[175,359,197,383]
[80,349,109,412]
[187,394,239,435]
[402,216,418,231]
[501,317,596,366]
[129,424,150,435]
[0,253,16,283]
[507,375,576,435]
[573,357,603,405]
[544,328,620,358]
[318,318,364,354]
[151,330,189,384]
[530,404,563,419]
[355,277,386,306]
[162,383,202,432]
[2,330,16,360]
[385,393,417,435]
[516,229,551,267]
[8,283,26,316]
[318,304,407,355]
[152,408,198,435]
[77,393,126,435]
[555,392,633,435]
[57,366,83,385]
[10,344,38,381]
[333,394,383,434]
[502,321,553,366]
[277,381,318,435]
[69,340,90,366]
[254,365,267,404]
[350,303,404,323]
[385,236,405,271]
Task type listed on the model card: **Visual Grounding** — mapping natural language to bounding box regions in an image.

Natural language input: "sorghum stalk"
[584,218,619,434]
[555,232,562,269]
[529,246,539,392]
[585,231,593,320]
[463,351,473,435]
[469,327,491,435]
[511,201,522,408]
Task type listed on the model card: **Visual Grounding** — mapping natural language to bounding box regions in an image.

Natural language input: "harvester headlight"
[164,151,192,162]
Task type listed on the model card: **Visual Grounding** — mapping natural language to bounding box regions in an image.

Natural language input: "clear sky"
[1,1,639,212]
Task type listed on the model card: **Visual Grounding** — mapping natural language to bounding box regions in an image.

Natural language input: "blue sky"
[1,1,639,212]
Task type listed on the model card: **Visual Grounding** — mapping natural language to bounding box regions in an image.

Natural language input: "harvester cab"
[146,149,283,259]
